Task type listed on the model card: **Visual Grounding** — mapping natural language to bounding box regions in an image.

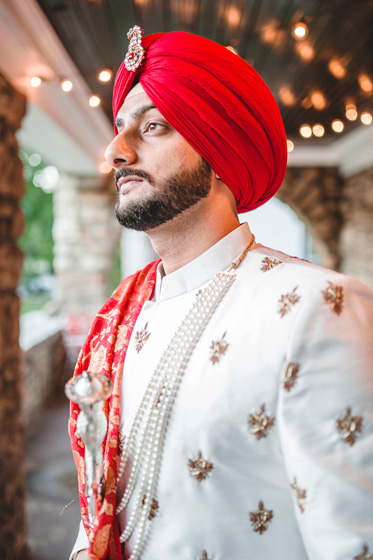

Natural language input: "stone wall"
[278,164,373,289]
[340,167,373,290]
[0,74,28,558]
[52,174,121,315]
[20,311,70,436]
[278,166,343,270]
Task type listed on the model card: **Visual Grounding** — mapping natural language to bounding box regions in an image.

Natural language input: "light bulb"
[61,79,73,92]
[300,124,312,138]
[98,69,112,83]
[292,21,308,40]
[99,161,112,174]
[331,119,344,133]
[89,95,101,108]
[360,112,372,125]
[312,124,325,137]
[30,76,42,88]
[287,139,294,152]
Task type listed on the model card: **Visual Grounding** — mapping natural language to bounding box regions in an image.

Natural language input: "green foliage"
[109,243,122,294]
[18,150,55,283]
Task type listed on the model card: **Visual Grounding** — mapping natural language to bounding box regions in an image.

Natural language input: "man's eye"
[145,122,161,132]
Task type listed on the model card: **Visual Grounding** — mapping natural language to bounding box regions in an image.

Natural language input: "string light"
[30,76,42,88]
[226,46,239,55]
[225,5,241,27]
[89,95,101,108]
[345,103,358,121]
[292,21,308,40]
[299,124,312,138]
[331,119,344,133]
[261,22,278,45]
[312,124,325,137]
[98,69,112,83]
[301,97,312,109]
[358,74,373,93]
[296,43,314,61]
[328,59,346,79]
[311,91,327,110]
[99,161,112,174]
[286,139,294,152]
[360,111,372,125]
[279,86,296,106]
[61,79,73,92]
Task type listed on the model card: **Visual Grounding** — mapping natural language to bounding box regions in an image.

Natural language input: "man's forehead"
[117,82,158,117]
[125,82,146,100]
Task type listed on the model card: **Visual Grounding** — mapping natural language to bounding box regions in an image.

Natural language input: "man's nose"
[105,133,137,170]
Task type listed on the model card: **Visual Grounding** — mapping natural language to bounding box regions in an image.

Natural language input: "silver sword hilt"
[65,370,112,529]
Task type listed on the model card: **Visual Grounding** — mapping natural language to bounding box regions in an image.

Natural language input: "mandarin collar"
[154,223,253,302]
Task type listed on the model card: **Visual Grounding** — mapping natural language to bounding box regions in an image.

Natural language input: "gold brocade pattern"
[261,256,282,271]
[291,477,306,513]
[189,451,214,481]
[69,258,160,560]
[134,322,151,353]
[249,404,275,440]
[278,286,301,317]
[322,281,344,315]
[337,407,363,446]
[118,427,125,455]
[249,500,274,534]
[209,332,229,364]
[354,545,373,560]
[281,362,300,392]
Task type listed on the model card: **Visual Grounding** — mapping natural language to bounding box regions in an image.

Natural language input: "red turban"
[113,31,287,212]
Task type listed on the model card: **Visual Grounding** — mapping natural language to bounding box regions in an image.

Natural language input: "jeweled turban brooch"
[125,25,145,72]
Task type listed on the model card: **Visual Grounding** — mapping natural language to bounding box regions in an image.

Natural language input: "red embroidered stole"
[69,259,160,559]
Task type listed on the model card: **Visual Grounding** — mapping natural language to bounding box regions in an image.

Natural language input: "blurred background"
[0,0,372,558]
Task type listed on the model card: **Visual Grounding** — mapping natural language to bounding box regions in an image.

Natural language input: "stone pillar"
[52,174,121,315]
[278,167,343,270]
[340,167,373,290]
[0,74,28,558]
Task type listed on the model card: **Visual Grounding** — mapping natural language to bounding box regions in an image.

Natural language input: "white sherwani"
[72,223,373,560]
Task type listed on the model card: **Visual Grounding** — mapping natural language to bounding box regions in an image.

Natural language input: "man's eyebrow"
[115,104,158,128]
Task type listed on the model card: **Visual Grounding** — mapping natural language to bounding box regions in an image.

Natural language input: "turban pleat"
[113,32,287,212]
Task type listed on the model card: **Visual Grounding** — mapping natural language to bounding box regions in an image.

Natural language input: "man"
[70,28,373,560]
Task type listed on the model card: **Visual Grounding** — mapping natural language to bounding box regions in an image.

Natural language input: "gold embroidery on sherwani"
[142,495,159,520]
[261,256,282,272]
[134,321,151,352]
[278,286,301,317]
[249,500,274,534]
[209,331,229,364]
[322,281,344,315]
[291,477,306,513]
[354,544,373,560]
[281,362,300,392]
[249,404,275,440]
[189,451,214,481]
[337,407,363,446]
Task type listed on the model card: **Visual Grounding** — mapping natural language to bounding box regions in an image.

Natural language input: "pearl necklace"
[116,234,255,559]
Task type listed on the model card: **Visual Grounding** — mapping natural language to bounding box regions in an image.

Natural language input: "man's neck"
[146,198,240,275]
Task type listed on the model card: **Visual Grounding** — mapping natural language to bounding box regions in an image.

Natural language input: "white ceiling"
[0,0,112,176]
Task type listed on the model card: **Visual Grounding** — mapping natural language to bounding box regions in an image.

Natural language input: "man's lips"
[117,176,144,194]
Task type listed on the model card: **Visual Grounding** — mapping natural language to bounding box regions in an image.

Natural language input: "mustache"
[114,168,153,188]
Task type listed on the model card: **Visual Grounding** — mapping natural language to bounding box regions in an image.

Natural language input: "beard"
[114,158,212,231]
